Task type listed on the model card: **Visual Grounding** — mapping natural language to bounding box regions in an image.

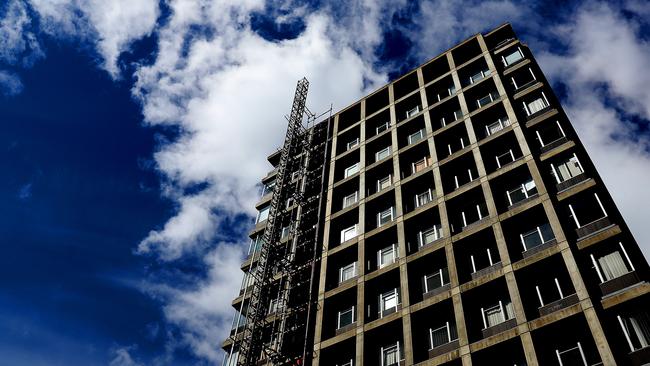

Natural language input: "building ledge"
[428,339,460,359]
[539,138,574,161]
[481,318,517,339]
[524,108,558,128]
[576,223,622,250]
[557,177,595,201]
[601,281,650,309]
[539,293,579,317]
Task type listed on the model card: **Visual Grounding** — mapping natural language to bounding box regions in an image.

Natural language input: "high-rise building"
[223,23,650,366]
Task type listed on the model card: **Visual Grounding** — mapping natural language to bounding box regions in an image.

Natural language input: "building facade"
[223,23,650,366]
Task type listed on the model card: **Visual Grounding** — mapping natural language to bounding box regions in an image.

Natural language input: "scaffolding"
[230,78,332,366]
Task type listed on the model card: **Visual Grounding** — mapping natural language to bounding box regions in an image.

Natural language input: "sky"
[0,0,649,365]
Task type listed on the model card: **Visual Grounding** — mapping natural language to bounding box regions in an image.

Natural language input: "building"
[223,23,650,366]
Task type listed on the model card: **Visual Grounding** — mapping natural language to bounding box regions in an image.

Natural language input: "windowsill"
[423,283,451,300]
[525,106,552,121]
[471,262,502,280]
[335,322,356,336]
[507,193,539,211]
[539,136,569,154]
[556,173,589,192]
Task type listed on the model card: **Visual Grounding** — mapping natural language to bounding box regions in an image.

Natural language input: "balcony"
[576,216,613,239]
[538,293,579,316]
[557,172,589,192]
[428,322,459,358]
[600,271,641,296]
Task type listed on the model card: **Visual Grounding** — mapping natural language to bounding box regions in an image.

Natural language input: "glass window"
[553,155,583,182]
[225,350,239,366]
[347,138,359,151]
[377,207,395,227]
[527,97,548,115]
[453,109,463,121]
[343,191,358,209]
[429,322,457,349]
[337,306,355,328]
[281,225,290,239]
[556,343,588,366]
[469,69,490,84]
[376,146,391,161]
[406,106,420,119]
[598,251,630,281]
[248,235,263,255]
[496,149,515,168]
[376,121,390,135]
[378,244,397,268]
[339,262,356,283]
[408,129,425,145]
[340,225,358,243]
[419,226,442,247]
[619,313,650,351]
[424,268,448,293]
[486,118,510,136]
[380,289,398,312]
[503,48,524,66]
[415,189,433,208]
[482,301,513,328]
[448,84,456,96]
[520,223,554,251]
[262,180,275,196]
[477,93,495,108]
[377,175,392,192]
[506,178,537,206]
[256,206,270,223]
[412,158,428,174]
[344,163,360,178]
[382,344,399,366]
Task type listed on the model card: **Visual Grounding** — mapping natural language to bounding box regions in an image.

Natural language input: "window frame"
[377,207,395,227]
[415,188,433,208]
[344,162,360,178]
[406,105,420,119]
[408,129,425,145]
[375,146,391,162]
[342,191,359,209]
[377,244,398,269]
[340,224,358,243]
[256,205,270,223]
[337,306,355,329]
[377,175,392,192]
[346,138,360,151]
[339,262,357,283]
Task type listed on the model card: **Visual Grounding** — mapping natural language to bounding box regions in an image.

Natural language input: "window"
[339,262,357,283]
[471,248,498,273]
[381,343,401,366]
[376,146,391,161]
[268,298,280,314]
[225,349,239,366]
[506,179,537,206]
[469,69,491,84]
[376,121,390,135]
[485,118,510,136]
[618,313,650,352]
[281,225,290,239]
[520,223,555,251]
[429,322,457,349]
[346,138,359,151]
[477,92,497,108]
[419,226,442,247]
[408,129,425,145]
[262,180,275,196]
[591,243,635,283]
[481,301,514,328]
[248,235,263,255]
[411,157,429,174]
[379,289,399,314]
[340,225,358,243]
[415,189,433,208]
[524,92,550,115]
[502,47,524,66]
[551,154,584,183]
[256,206,270,223]
[377,175,392,192]
[406,105,420,119]
[378,244,398,268]
[337,306,355,329]
[555,342,588,366]
[377,207,395,227]
[495,149,516,168]
[424,268,449,293]
[344,162,359,178]
[343,191,358,209]
[448,84,457,96]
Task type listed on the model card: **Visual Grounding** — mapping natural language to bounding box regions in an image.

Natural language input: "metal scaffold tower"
[231,78,332,366]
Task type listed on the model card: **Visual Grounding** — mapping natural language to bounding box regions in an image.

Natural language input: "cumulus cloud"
[537,2,650,257]
[29,0,159,77]
[0,0,44,66]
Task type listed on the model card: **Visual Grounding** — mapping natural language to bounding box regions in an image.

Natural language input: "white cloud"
[0,0,44,66]
[0,70,24,96]
[109,345,144,366]
[536,2,650,258]
[29,0,159,77]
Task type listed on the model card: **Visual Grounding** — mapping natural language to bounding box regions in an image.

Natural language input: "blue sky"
[1,0,649,365]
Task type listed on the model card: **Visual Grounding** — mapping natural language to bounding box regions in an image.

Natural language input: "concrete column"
[520,332,539,366]
[584,307,617,365]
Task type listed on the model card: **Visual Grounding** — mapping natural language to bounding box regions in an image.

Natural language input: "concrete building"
[223,23,650,366]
